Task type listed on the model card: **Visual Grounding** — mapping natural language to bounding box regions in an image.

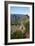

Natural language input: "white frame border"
[8,4,32,43]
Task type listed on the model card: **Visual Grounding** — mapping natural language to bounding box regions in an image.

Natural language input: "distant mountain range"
[11,14,29,24]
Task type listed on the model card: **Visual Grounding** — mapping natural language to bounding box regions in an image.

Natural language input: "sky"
[10,6,30,15]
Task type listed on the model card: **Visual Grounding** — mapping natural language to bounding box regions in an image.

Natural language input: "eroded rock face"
[16,25,25,33]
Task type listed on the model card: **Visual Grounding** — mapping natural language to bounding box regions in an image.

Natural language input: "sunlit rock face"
[15,21,25,33]
[11,23,26,34]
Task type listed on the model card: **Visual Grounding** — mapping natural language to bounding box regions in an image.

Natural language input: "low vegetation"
[10,15,30,39]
